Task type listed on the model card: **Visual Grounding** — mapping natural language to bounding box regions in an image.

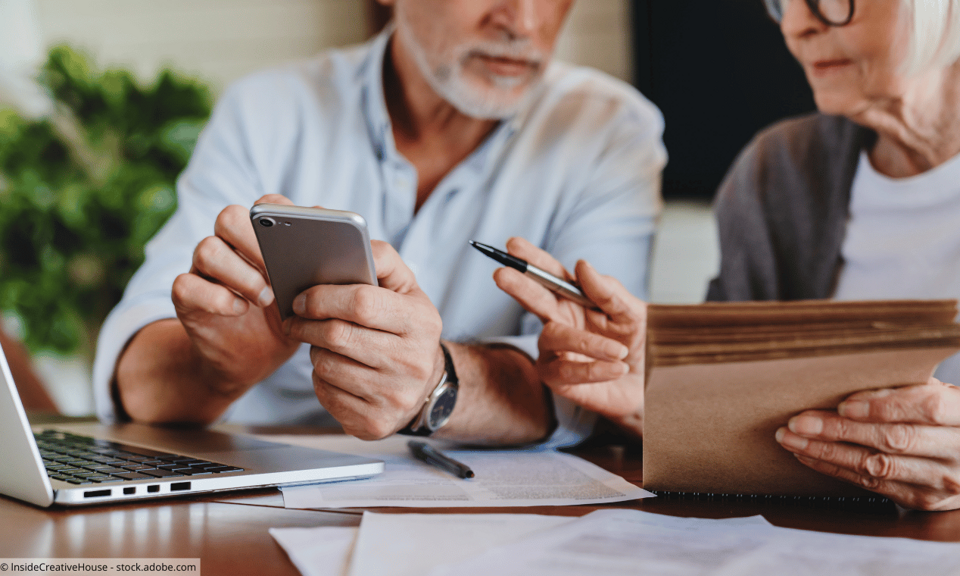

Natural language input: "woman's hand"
[776,378,960,511]
[493,237,646,437]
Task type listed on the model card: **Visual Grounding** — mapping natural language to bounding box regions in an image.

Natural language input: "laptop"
[0,346,384,507]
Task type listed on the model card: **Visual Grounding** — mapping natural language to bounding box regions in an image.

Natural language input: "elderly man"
[93,0,665,446]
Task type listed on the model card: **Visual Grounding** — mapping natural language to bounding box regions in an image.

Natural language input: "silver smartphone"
[250,204,378,321]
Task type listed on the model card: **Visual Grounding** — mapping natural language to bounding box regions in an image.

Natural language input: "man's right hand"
[170,194,300,398]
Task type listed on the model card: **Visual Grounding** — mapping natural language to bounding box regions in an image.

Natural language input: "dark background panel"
[633,0,817,199]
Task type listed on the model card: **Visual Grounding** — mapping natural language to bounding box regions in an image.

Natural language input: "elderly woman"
[496,0,960,511]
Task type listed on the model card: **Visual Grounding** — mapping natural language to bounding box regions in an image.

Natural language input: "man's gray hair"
[902,0,960,74]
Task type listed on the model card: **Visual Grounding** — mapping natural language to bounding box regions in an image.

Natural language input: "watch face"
[427,386,458,430]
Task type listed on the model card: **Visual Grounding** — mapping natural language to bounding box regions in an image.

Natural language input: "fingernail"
[788,414,823,436]
[606,341,629,360]
[293,293,306,315]
[258,286,275,307]
[775,427,786,443]
[777,429,808,450]
[617,361,629,376]
[838,401,868,419]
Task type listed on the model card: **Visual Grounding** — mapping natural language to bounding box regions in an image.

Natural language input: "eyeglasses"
[763,0,856,27]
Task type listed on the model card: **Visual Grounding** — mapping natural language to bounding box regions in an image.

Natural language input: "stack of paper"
[643,299,960,496]
[427,510,960,576]
[269,435,652,509]
[271,509,960,576]
[648,299,960,366]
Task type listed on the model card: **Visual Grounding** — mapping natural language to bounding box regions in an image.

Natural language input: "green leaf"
[0,45,212,354]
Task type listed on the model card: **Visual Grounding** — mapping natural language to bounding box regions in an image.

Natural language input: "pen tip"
[468,240,477,247]
[465,471,475,479]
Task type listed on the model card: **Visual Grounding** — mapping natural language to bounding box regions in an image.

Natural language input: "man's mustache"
[462,40,546,68]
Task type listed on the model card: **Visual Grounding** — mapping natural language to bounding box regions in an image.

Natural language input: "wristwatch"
[401,343,459,436]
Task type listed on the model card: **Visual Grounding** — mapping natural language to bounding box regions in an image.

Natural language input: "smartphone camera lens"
[258,217,275,227]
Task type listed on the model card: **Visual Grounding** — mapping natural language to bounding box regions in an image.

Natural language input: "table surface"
[3,421,960,575]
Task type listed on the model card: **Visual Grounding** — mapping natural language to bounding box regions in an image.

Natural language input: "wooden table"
[3,424,960,575]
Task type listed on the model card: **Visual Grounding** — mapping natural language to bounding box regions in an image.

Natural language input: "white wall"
[34,0,369,90]
[556,0,633,83]
[33,0,633,90]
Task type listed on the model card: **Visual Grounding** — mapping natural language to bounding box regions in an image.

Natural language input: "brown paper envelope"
[643,346,960,496]
[651,329,960,358]
[650,323,954,344]
[652,337,960,367]
[649,300,957,329]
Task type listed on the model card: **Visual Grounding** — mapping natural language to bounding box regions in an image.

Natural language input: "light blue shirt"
[93,30,666,447]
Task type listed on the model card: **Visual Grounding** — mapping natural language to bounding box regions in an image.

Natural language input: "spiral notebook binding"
[650,491,894,511]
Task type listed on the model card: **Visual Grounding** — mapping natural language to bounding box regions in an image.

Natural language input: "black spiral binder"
[649,490,895,511]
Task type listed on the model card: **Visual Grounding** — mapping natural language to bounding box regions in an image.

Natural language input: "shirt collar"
[359,26,394,165]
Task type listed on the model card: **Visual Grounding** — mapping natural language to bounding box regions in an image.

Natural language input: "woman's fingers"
[539,321,627,362]
[540,356,629,385]
[783,409,960,460]
[575,260,646,326]
[494,267,565,323]
[792,452,960,512]
[838,380,960,426]
[505,236,572,280]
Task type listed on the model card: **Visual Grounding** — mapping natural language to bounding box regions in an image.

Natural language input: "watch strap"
[398,343,455,436]
[438,342,457,385]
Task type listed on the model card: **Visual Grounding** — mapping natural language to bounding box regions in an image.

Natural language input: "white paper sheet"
[269,525,357,576]
[428,509,960,576]
[717,526,960,576]
[270,511,771,576]
[268,435,652,509]
[348,512,573,576]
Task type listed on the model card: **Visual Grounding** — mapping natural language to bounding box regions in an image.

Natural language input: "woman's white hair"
[902,0,960,74]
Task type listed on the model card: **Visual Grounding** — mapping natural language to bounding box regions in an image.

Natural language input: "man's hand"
[775,378,960,511]
[171,194,300,398]
[285,240,444,440]
[493,237,646,437]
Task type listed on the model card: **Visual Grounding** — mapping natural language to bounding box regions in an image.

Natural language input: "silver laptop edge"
[0,341,56,507]
[0,345,383,507]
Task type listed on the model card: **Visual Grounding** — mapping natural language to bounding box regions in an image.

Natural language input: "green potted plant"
[0,45,211,368]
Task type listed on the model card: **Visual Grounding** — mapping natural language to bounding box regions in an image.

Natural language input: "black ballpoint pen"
[469,240,599,310]
[408,440,475,479]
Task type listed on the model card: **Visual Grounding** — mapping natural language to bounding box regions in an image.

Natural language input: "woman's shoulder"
[720,113,871,203]
[740,113,875,178]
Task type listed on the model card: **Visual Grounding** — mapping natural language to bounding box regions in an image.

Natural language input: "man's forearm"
[114,319,246,424]
[433,342,554,445]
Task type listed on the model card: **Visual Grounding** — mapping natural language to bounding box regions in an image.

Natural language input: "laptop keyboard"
[34,429,244,485]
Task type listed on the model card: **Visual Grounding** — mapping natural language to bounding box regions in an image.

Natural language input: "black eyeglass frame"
[763,0,856,27]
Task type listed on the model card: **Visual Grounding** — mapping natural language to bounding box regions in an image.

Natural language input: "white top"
[833,149,960,386]
[92,30,667,447]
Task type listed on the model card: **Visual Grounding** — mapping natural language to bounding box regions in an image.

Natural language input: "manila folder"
[643,346,958,496]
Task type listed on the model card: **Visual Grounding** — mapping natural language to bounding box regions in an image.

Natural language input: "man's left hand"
[285,240,444,440]
[776,378,960,511]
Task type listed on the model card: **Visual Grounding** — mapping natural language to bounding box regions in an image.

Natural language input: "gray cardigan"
[706,113,876,302]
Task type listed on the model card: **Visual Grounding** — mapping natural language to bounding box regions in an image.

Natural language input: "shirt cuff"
[92,295,177,423]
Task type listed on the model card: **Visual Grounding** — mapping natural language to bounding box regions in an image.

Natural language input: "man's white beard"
[395,16,546,120]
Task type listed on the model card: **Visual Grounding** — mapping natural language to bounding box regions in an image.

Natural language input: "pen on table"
[469,240,600,310]
[408,440,475,479]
